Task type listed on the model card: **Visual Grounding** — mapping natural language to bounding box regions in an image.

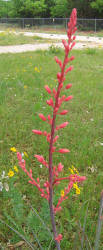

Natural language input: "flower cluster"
[8,165,19,177]
[17,9,86,247]
[34,66,42,73]
[69,165,81,194]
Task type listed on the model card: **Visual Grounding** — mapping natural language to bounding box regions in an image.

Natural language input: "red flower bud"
[56,122,68,130]
[57,72,61,79]
[32,129,42,135]
[44,85,51,94]
[46,98,54,107]
[58,148,70,153]
[39,113,46,121]
[65,95,73,101]
[55,56,62,68]
[59,110,68,115]
[58,163,64,172]
[70,56,75,61]
[55,234,62,243]
[65,84,72,89]
[65,66,73,74]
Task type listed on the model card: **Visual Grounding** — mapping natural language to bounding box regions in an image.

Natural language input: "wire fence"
[0,18,103,33]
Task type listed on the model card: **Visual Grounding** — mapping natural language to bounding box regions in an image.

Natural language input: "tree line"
[0,0,103,18]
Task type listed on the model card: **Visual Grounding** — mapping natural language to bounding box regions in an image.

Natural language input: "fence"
[0,18,103,32]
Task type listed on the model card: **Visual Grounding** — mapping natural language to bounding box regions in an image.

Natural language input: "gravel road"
[0,31,102,54]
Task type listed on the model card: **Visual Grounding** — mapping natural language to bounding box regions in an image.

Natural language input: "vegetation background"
[0,0,103,19]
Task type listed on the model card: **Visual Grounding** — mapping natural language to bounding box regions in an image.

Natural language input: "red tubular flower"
[65,83,72,89]
[54,206,62,213]
[34,154,48,167]
[57,163,64,172]
[55,56,62,68]
[55,234,62,243]
[32,129,42,135]
[53,135,59,144]
[39,113,46,121]
[65,95,73,102]
[70,42,76,50]
[17,152,22,161]
[57,72,61,80]
[58,148,70,154]
[70,56,75,61]
[53,88,57,97]
[46,98,54,107]
[44,85,51,94]
[59,110,68,115]
[56,122,69,130]
[65,66,73,74]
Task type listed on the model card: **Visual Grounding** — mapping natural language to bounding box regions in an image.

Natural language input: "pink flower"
[70,56,75,61]
[58,163,64,172]
[65,83,72,89]
[39,113,46,121]
[44,85,51,94]
[58,148,70,154]
[34,154,48,167]
[59,110,68,115]
[55,56,62,68]
[57,72,61,79]
[70,42,76,50]
[53,88,57,97]
[34,154,44,163]
[56,122,69,130]
[54,206,62,213]
[46,98,54,107]
[32,129,42,135]
[53,135,59,144]
[55,234,62,243]
[65,95,73,102]
[65,66,73,74]
[17,152,22,161]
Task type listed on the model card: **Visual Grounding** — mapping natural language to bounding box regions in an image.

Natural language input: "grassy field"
[0,47,103,249]
[0,31,53,46]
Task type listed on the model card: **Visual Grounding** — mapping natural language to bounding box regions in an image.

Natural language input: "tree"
[91,0,103,14]
[19,0,47,17]
[50,0,70,17]
[44,0,54,17]
[0,0,47,18]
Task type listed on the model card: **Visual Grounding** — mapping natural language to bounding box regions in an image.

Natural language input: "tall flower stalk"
[17,9,86,250]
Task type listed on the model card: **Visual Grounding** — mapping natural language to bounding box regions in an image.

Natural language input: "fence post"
[66,18,67,30]
[22,18,24,29]
[95,19,96,33]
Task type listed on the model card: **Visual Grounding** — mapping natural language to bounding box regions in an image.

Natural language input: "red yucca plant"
[17,9,86,250]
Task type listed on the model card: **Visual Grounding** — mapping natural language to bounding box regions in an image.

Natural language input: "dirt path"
[0,31,103,54]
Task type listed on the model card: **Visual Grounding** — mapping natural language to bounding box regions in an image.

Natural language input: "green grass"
[0,31,52,46]
[0,48,103,249]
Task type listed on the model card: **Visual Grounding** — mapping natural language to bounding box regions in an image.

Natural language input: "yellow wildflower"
[76,188,80,195]
[10,147,16,152]
[68,168,74,174]
[24,152,28,157]
[8,170,14,177]
[24,85,28,89]
[61,190,64,197]
[73,183,78,189]
[13,166,19,173]
[72,165,79,174]
[34,67,38,71]
[34,67,40,73]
